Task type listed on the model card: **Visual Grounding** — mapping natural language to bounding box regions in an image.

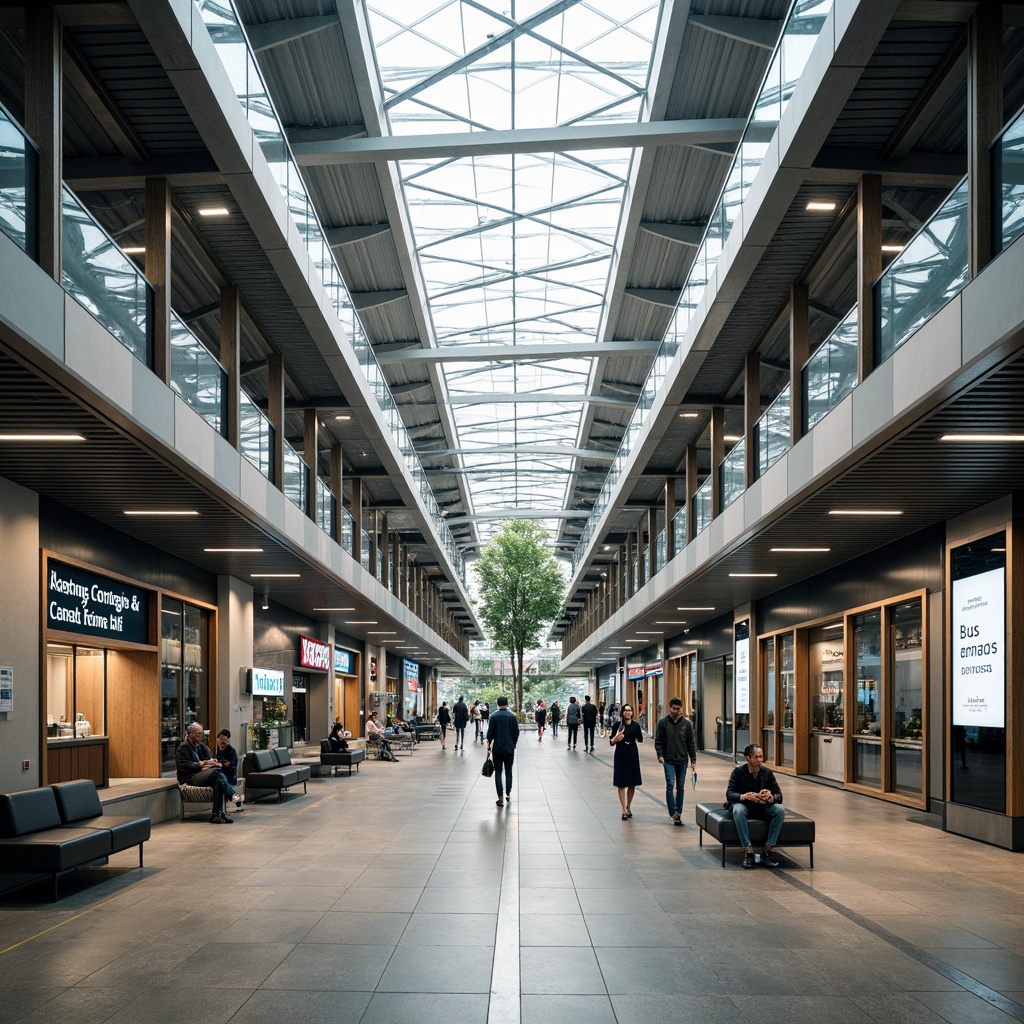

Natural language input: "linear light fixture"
[125,509,199,516]
[250,573,300,578]
[121,245,145,255]
[881,243,904,253]
[677,606,714,611]
[806,201,836,211]
[367,631,397,635]
[198,206,229,217]
[313,607,356,612]
[724,434,742,442]
[334,414,351,421]
[0,433,86,441]
[771,547,831,552]
[205,547,264,552]
[654,621,687,625]
[828,509,902,516]
[345,620,378,625]
[679,412,699,418]
[939,433,1024,442]
[729,572,777,577]
[824,623,844,630]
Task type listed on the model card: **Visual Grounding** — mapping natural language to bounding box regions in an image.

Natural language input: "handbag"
[481,756,494,777]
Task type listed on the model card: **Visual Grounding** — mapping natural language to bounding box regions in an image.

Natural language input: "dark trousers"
[492,750,515,797]
[566,723,579,747]
[190,767,233,815]
[583,723,596,749]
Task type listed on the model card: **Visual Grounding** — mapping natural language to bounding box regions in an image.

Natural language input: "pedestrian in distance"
[486,696,520,807]
[581,694,598,752]
[655,698,697,826]
[534,699,546,740]
[452,695,469,750]
[598,700,606,735]
[472,700,483,743]
[549,700,561,739]
[565,696,581,749]
[610,703,643,820]
[437,701,452,750]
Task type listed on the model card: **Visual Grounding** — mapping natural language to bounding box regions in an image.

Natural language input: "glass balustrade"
[239,390,273,479]
[655,530,666,573]
[720,440,746,509]
[803,306,858,431]
[195,0,464,584]
[0,101,36,257]
[170,312,226,434]
[62,185,152,364]
[315,477,334,537]
[361,530,371,571]
[875,176,968,363]
[573,0,835,574]
[641,547,649,584]
[694,478,713,535]
[282,440,307,512]
[996,105,1024,252]
[756,384,791,477]
[341,506,354,555]
[672,506,687,555]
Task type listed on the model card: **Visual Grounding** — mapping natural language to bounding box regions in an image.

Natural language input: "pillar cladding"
[217,575,254,743]
[0,477,40,794]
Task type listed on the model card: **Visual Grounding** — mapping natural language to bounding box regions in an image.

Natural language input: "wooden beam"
[790,285,809,446]
[857,175,882,382]
[220,286,241,449]
[967,4,1002,278]
[145,178,172,384]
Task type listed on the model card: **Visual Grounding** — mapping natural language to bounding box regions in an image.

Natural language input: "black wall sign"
[47,561,149,644]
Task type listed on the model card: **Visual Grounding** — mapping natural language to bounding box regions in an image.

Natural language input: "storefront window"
[808,623,844,781]
[891,600,923,796]
[763,636,776,761]
[46,643,106,737]
[853,609,882,788]
[161,599,209,772]
[780,633,794,767]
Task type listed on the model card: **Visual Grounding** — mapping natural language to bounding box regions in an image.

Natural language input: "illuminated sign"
[952,567,1005,728]
[403,658,419,692]
[298,634,331,671]
[735,620,750,714]
[334,646,355,675]
[47,561,148,644]
[251,667,285,696]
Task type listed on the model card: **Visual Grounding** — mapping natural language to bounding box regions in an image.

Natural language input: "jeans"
[455,726,466,747]
[551,721,558,738]
[474,720,483,741]
[731,801,786,848]
[662,760,687,817]
[492,750,515,798]
[566,723,579,747]
[583,723,596,749]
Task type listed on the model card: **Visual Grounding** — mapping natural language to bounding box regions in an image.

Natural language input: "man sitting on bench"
[176,722,237,823]
[726,743,785,868]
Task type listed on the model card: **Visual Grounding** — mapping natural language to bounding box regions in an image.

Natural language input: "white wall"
[0,477,40,793]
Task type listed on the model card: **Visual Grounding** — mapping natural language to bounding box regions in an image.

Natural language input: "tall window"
[853,609,882,787]
[161,599,210,772]
[763,635,776,761]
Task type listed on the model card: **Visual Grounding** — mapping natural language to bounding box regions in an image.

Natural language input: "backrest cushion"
[320,740,330,753]
[251,750,275,771]
[51,780,103,823]
[272,747,292,766]
[0,788,62,837]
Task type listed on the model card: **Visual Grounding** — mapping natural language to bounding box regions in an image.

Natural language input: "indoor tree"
[474,519,565,711]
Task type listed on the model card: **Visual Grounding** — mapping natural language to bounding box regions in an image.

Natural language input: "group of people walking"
[436,696,492,750]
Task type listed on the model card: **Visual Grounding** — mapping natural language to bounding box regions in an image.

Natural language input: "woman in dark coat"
[534,700,546,740]
[437,701,452,750]
[609,703,643,819]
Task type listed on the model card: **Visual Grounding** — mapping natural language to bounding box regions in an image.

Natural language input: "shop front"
[333,644,361,735]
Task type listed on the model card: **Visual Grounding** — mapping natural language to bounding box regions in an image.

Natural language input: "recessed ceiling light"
[334,414,351,421]
[205,547,264,552]
[313,607,356,612]
[771,547,831,552]
[0,433,86,441]
[121,246,145,255]
[678,606,714,611]
[724,435,742,442]
[368,631,397,635]
[824,623,844,630]
[250,573,300,578]
[939,434,1024,442]
[198,207,229,217]
[637,631,662,635]
[828,510,902,516]
[881,244,904,253]
[679,412,699,418]
[728,572,778,577]
[345,620,378,625]
[655,621,687,625]
[806,201,837,212]
[125,509,199,516]
[992,547,1006,552]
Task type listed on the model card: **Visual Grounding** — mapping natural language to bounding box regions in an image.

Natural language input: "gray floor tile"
[261,944,393,991]
[331,887,422,913]
[359,992,489,1024]
[521,947,604,993]
[595,946,724,994]
[303,911,410,945]
[376,943,494,992]
[398,913,496,947]
[519,913,591,946]
[521,994,617,1023]
[226,990,372,1024]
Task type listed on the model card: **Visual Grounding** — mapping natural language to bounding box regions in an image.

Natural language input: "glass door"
[780,633,795,767]
[762,636,776,762]
[161,599,210,773]
[852,609,882,788]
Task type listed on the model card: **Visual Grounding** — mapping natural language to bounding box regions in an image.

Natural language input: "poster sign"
[645,660,663,677]
[627,665,645,680]
[952,567,1005,728]
[251,667,285,697]
[735,627,750,714]
[403,658,419,692]
[334,646,354,675]
[298,634,330,671]
[0,666,12,712]
[47,561,149,644]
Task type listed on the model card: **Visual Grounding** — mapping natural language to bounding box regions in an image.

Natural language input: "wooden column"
[618,547,627,607]
[378,513,389,584]
[267,353,285,489]
[664,479,676,561]
[329,443,343,546]
[710,406,724,520]
[789,285,809,446]
[625,534,634,599]
[350,477,363,561]
[368,510,379,578]
[303,409,318,521]
[968,3,1002,278]
[24,6,62,281]
[648,506,659,576]
[144,178,172,382]
[219,286,241,448]
[857,174,882,383]
[685,444,698,543]
[391,530,400,594]
[744,351,760,486]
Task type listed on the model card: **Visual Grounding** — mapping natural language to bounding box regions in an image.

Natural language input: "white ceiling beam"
[325,223,391,247]
[350,289,408,310]
[639,221,705,246]
[688,14,783,50]
[291,119,747,166]
[288,123,367,145]
[375,340,661,363]
[422,445,615,461]
[624,288,681,307]
[246,15,337,52]
[446,393,637,407]
[446,511,590,524]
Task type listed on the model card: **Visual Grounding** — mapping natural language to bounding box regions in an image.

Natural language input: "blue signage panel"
[403,658,419,692]
[334,647,355,675]
[252,668,285,696]
[47,561,149,644]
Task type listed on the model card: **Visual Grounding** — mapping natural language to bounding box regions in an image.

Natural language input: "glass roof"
[366,0,659,551]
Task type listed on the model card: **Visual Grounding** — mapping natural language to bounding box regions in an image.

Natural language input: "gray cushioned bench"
[0,781,150,901]
[242,747,310,802]
[319,740,366,776]
[695,801,815,867]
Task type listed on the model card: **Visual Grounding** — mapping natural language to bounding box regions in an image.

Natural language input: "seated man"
[365,711,394,759]
[726,743,785,868]
[176,722,237,823]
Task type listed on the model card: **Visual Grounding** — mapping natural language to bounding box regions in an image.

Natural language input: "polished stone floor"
[1,732,1022,1024]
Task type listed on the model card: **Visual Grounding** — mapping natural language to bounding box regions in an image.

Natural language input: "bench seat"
[242,748,309,802]
[695,801,815,867]
[319,741,366,776]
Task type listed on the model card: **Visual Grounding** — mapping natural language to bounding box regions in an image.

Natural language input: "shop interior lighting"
[724,435,742,442]
[0,433,86,441]
[771,547,831,552]
[198,206,230,217]
[828,509,902,516]
[260,592,269,610]
[729,572,778,577]
[205,547,263,552]
[250,573,300,578]
[939,433,1024,442]
[124,509,198,515]
[824,623,844,630]
[806,201,837,211]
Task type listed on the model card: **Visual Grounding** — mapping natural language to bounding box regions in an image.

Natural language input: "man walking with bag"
[486,696,519,807]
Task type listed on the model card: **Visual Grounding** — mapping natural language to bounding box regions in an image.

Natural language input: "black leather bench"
[319,740,366,776]
[695,801,815,867]
[242,747,310,802]
[0,782,150,901]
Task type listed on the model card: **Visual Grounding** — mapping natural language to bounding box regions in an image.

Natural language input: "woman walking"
[437,701,452,750]
[534,700,546,740]
[610,703,643,820]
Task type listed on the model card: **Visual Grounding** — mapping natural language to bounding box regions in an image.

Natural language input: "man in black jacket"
[580,694,598,752]
[452,695,469,750]
[654,698,697,826]
[726,744,785,868]
[486,696,520,807]
[175,722,236,823]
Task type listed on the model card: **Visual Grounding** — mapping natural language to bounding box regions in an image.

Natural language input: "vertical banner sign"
[0,666,12,712]
[735,621,750,714]
[952,567,1005,727]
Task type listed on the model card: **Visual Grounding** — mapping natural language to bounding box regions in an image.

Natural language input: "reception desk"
[47,736,109,787]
